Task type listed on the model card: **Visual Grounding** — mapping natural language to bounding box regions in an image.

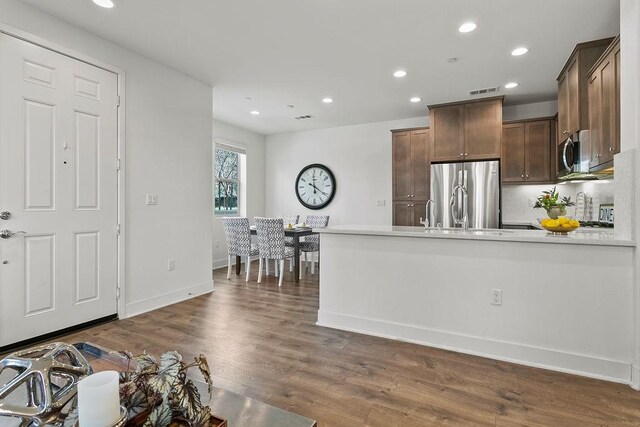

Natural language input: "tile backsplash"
[502,181,615,224]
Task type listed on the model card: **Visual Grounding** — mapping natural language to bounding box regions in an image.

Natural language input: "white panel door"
[0,34,118,347]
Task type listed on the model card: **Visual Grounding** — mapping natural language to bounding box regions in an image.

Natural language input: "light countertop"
[314,225,634,247]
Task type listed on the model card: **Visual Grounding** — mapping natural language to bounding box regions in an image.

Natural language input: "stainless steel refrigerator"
[430,160,500,229]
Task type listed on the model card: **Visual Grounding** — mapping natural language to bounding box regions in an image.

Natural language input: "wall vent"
[469,86,500,96]
[294,114,315,120]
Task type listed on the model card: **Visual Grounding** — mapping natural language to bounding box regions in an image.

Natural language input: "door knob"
[0,211,10,220]
[0,230,26,239]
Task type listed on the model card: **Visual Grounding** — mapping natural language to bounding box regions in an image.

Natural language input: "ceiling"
[19,0,620,135]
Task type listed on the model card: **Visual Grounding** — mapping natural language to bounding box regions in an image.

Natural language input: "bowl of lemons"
[539,216,580,233]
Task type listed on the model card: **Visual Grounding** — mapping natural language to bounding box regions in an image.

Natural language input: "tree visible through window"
[214,147,240,216]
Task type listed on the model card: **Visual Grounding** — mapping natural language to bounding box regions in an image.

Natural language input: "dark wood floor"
[49,267,640,426]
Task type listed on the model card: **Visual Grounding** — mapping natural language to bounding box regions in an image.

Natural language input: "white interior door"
[0,34,119,347]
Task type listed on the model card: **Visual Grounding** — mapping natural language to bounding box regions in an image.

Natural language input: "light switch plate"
[146,194,158,205]
[376,200,386,207]
[168,259,175,271]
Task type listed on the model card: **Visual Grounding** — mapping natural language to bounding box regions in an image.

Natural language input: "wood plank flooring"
[46,267,640,425]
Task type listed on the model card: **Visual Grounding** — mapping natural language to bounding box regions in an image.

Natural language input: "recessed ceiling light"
[447,57,458,64]
[92,0,114,8]
[322,97,334,103]
[511,47,529,56]
[410,97,422,103]
[458,22,477,33]
[393,70,407,78]
[244,97,252,101]
[250,110,260,115]
[505,82,518,89]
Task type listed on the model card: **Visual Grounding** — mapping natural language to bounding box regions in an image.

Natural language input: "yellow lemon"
[546,219,560,228]
[569,220,580,227]
[540,218,549,226]
[562,223,572,228]
[558,217,568,225]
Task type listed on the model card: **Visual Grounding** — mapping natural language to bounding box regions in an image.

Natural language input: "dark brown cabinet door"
[464,99,502,160]
[410,129,430,200]
[431,105,464,162]
[600,56,615,164]
[411,202,427,227]
[558,73,570,141]
[588,71,603,165]
[393,201,413,226]
[501,123,525,182]
[524,120,551,182]
[567,58,580,134]
[392,132,411,200]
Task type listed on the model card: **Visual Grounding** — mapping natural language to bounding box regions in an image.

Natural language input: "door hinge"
[116,285,121,300]
[117,95,121,107]
[116,158,121,171]
[116,223,121,236]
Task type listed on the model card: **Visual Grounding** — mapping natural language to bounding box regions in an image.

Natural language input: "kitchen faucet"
[419,199,435,229]
[449,184,469,230]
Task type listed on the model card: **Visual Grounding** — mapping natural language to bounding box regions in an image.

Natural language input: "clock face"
[295,164,336,210]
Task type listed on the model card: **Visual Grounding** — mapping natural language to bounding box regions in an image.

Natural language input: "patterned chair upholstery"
[300,215,330,275]
[222,217,259,282]
[281,214,300,247]
[254,217,297,286]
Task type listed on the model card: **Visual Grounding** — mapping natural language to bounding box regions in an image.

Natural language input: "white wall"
[265,117,428,225]
[212,120,266,268]
[1,0,214,316]
[502,181,615,224]
[318,232,635,383]
[619,0,640,389]
[502,100,557,121]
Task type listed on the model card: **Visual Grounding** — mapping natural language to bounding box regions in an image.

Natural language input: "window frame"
[214,141,245,217]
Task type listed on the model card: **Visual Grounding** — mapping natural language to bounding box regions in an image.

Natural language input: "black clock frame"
[295,163,336,210]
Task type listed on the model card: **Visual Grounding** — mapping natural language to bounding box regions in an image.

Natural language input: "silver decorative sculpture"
[0,342,92,426]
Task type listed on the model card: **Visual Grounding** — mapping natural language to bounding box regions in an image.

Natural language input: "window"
[214,144,245,216]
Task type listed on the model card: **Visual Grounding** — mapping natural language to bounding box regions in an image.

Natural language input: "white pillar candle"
[77,371,121,427]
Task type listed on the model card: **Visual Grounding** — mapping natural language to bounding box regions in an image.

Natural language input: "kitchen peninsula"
[316,225,634,383]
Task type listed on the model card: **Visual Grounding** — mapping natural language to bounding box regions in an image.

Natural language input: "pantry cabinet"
[556,38,614,142]
[429,97,503,163]
[501,118,555,184]
[392,127,430,226]
[588,36,620,170]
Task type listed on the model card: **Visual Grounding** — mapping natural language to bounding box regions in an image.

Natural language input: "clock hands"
[310,182,328,197]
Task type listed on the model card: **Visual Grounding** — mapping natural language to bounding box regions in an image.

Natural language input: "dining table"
[240,226,317,283]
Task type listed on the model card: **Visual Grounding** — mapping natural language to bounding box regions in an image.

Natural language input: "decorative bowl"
[539,217,580,234]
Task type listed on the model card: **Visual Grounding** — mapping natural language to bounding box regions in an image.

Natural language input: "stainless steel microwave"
[557,130,590,178]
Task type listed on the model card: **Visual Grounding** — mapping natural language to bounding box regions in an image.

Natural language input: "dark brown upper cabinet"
[501,118,555,184]
[588,36,620,170]
[556,38,614,143]
[429,97,503,163]
[391,128,430,226]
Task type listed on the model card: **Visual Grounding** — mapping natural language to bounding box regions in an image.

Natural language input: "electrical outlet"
[491,289,503,305]
[146,194,158,205]
[168,259,175,271]
[376,200,386,207]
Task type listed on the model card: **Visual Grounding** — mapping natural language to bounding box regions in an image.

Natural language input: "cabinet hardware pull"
[521,174,525,179]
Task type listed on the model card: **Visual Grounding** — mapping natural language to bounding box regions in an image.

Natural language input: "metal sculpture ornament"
[0,342,92,425]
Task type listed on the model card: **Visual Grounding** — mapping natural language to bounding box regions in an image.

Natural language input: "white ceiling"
[19,0,620,135]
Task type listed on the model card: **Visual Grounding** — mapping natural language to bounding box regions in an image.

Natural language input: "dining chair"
[300,215,330,275]
[254,217,298,286]
[221,217,259,282]
[280,214,300,247]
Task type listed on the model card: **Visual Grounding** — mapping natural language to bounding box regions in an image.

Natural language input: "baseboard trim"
[317,310,632,385]
[125,281,214,318]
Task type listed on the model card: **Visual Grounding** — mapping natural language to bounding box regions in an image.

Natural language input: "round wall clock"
[295,163,336,210]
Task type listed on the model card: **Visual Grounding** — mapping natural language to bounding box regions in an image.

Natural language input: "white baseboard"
[317,310,632,385]
[125,281,214,318]
[631,364,640,390]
